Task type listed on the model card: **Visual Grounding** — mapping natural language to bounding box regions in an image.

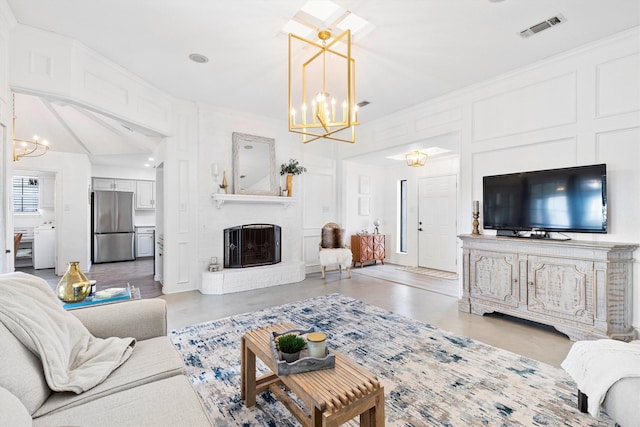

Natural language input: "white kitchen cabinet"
[136,227,155,257]
[92,178,136,192]
[39,176,55,209]
[135,180,155,210]
[33,227,55,269]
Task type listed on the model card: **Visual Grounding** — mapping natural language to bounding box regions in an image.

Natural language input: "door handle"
[418,228,423,231]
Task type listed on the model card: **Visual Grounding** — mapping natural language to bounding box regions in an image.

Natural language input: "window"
[399,179,407,253]
[13,176,39,213]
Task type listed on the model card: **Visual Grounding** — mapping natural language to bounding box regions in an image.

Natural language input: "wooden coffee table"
[241,322,385,427]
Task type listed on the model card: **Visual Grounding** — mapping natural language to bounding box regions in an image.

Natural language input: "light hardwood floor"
[160,264,573,368]
[20,260,574,368]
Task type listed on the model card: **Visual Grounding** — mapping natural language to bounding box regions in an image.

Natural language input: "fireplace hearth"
[224,224,281,268]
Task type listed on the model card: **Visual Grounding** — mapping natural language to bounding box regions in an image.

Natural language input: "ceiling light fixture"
[288,29,358,143]
[12,93,49,162]
[405,150,428,167]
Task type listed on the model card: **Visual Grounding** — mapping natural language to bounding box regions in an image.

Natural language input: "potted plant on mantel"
[276,333,307,363]
[280,158,307,197]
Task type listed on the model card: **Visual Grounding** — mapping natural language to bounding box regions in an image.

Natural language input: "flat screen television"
[483,164,607,235]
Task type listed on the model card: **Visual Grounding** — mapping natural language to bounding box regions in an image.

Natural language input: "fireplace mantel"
[211,193,295,209]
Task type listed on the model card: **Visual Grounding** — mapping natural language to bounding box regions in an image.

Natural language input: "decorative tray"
[270,327,335,375]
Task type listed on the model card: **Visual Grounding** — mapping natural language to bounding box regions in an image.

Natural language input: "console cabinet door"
[373,235,385,261]
[469,250,519,308]
[527,256,594,326]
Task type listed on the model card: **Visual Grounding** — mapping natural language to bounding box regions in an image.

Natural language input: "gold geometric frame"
[288,30,358,143]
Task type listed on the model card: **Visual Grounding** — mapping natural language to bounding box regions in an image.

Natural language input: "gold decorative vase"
[56,261,91,302]
[286,173,293,197]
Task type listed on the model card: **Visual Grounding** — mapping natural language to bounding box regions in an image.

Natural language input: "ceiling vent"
[519,14,566,39]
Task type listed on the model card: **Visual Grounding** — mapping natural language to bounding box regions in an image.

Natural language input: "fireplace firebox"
[224,224,281,268]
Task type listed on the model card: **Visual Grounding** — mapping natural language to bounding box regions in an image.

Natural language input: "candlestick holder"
[219,170,228,194]
[472,211,481,235]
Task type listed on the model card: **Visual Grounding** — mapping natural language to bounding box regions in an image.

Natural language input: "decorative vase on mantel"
[286,173,293,197]
[56,261,91,303]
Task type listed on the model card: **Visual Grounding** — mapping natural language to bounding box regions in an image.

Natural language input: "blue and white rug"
[170,294,612,426]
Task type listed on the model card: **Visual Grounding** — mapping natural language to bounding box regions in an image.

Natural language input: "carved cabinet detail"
[351,234,385,268]
[470,251,518,307]
[527,257,593,325]
[459,235,637,341]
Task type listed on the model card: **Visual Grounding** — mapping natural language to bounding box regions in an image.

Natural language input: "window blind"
[13,176,39,213]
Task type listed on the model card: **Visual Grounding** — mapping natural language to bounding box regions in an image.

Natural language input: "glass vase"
[56,261,91,302]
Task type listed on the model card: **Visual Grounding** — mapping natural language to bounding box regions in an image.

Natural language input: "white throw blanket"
[0,272,135,394]
[561,339,640,417]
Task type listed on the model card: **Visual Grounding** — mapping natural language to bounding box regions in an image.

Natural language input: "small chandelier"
[12,93,49,162]
[406,150,427,167]
[288,29,358,144]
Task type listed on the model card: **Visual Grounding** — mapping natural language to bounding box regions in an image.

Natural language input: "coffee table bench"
[241,322,385,426]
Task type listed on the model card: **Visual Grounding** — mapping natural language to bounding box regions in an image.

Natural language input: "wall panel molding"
[177,241,189,284]
[596,52,640,119]
[472,72,577,142]
[414,106,462,132]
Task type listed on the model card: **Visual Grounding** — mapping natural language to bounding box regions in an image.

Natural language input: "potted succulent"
[277,333,307,363]
[280,158,307,197]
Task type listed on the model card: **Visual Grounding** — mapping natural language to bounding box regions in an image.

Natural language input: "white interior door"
[418,175,457,272]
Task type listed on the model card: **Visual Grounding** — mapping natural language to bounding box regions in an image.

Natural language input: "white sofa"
[0,274,212,426]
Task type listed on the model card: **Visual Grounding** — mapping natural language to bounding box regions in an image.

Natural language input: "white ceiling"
[7,0,640,167]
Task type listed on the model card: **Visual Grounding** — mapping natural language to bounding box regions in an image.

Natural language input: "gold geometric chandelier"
[406,150,428,167]
[12,93,49,162]
[288,29,358,144]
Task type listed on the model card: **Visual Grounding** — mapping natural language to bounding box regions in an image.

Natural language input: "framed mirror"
[232,132,277,195]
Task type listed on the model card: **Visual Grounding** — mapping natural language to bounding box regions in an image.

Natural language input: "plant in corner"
[280,158,307,197]
[277,333,307,363]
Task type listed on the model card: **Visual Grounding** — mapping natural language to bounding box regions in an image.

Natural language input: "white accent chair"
[318,222,352,279]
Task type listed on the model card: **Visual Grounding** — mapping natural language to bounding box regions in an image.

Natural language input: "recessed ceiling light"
[189,53,209,64]
[148,157,154,161]
[144,163,151,167]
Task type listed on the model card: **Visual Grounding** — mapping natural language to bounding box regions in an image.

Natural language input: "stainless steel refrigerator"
[92,191,135,263]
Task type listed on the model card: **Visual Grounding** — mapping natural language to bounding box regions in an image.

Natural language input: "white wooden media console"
[458,235,638,341]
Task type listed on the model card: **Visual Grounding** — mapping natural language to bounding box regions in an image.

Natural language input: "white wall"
[196,105,305,274]
[346,156,460,268]
[347,27,640,330]
[0,0,16,273]
[13,151,92,274]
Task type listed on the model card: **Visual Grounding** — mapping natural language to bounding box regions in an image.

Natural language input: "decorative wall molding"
[596,52,640,119]
[414,106,462,132]
[472,72,577,142]
[10,25,174,136]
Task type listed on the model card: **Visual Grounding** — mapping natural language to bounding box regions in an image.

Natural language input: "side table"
[241,322,385,426]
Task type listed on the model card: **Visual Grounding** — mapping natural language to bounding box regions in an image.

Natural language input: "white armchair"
[318,222,352,279]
